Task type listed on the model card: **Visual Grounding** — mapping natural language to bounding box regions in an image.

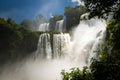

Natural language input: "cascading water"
[36,33,71,59]
[53,33,70,58]
[55,20,65,32]
[39,23,49,31]
[36,33,52,59]
[70,19,106,66]
[39,20,66,32]
[0,18,106,80]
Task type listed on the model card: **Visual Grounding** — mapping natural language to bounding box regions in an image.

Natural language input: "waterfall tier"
[39,23,49,31]
[36,33,71,59]
[36,33,52,59]
[39,19,66,32]
[53,33,70,58]
[55,20,66,32]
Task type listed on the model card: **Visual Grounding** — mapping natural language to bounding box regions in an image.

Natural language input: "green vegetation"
[61,67,94,80]
[82,0,120,19]
[0,18,40,65]
[107,18,120,55]
[61,0,120,80]
[89,17,120,80]
[64,5,88,31]
[0,17,62,65]
[21,5,88,32]
[90,54,120,80]
[0,0,120,79]
[61,18,120,80]
[48,6,88,31]
[21,14,48,30]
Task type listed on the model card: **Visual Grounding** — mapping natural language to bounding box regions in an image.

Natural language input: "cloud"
[71,0,84,6]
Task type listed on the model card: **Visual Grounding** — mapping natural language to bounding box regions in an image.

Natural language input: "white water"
[70,19,106,66]
[39,23,49,31]
[55,20,65,32]
[39,20,66,32]
[36,33,52,59]
[0,18,106,80]
[53,33,70,58]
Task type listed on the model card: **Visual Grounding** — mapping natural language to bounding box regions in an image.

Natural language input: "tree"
[80,1,120,80]
[106,18,120,55]
[21,14,47,30]
[0,18,39,65]
[90,53,120,80]
[7,18,15,25]
[64,5,88,31]
[21,19,34,29]
[82,0,120,19]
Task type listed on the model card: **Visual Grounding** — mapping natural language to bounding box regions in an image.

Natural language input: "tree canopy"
[0,18,39,65]
[82,0,120,19]
[64,5,88,30]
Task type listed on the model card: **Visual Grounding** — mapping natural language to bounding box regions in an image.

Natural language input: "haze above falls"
[0,18,106,80]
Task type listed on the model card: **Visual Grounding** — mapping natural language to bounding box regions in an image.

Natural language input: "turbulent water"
[36,33,52,59]
[0,18,106,80]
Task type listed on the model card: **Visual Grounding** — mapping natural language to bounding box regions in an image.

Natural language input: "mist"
[0,18,106,80]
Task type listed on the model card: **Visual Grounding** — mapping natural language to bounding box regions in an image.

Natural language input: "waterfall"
[39,23,49,31]
[31,19,107,80]
[36,33,52,59]
[53,33,70,58]
[39,20,66,32]
[70,19,106,66]
[36,33,71,59]
[0,18,106,80]
[88,21,106,65]
[55,20,65,32]
[36,18,106,65]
